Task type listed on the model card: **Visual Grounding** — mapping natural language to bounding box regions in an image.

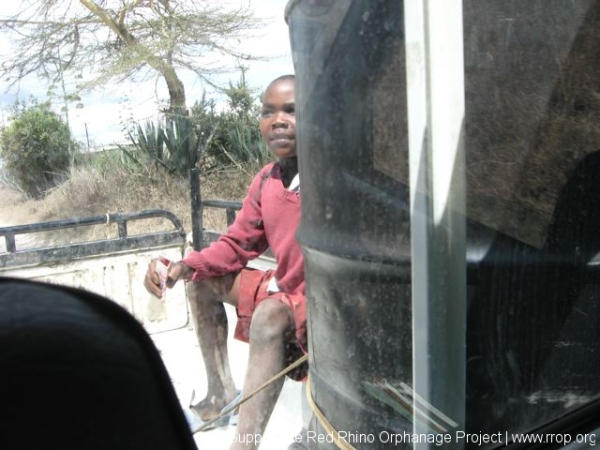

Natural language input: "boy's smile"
[260,78,296,159]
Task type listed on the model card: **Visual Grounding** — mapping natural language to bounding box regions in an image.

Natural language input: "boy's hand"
[144,258,167,297]
[164,261,194,288]
[144,258,193,297]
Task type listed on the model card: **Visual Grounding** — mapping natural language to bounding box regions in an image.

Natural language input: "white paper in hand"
[154,259,170,295]
[147,258,169,322]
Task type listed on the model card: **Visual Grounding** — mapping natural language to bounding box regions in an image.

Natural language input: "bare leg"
[231,298,296,450]
[187,274,240,420]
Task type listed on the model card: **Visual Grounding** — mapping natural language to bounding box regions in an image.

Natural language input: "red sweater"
[182,162,304,295]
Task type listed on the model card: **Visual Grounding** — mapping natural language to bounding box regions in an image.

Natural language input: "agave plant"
[118,120,168,170]
[222,123,273,173]
[119,116,204,176]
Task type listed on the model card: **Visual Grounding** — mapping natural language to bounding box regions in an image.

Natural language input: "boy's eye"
[261,110,273,118]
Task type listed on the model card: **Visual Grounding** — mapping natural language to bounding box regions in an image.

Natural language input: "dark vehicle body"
[287,0,600,448]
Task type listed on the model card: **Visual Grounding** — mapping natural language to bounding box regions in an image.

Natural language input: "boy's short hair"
[269,74,295,85]
[261,74,296,102]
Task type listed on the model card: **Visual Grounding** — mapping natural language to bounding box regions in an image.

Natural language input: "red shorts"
[234,269,307,349]
[234,269,308,381]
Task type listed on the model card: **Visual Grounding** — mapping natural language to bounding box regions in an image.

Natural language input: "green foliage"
[224,67,256,116]
[190,93,221,161]
[122,120,166,168]
[219,118,273,172]
[0,99,78,198]
[120,70,272,178]
[190,70,272,170]
[163,114,199,175]
[119,115,199,176]
[73,146,122,175]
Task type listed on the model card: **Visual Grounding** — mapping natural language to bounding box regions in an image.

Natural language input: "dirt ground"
[0,186,35,226]
[0,186,46,251]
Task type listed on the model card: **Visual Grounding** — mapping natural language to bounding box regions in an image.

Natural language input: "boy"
[144,74,306,449]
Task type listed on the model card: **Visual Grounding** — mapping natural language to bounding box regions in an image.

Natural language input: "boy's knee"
[250,299,293,344]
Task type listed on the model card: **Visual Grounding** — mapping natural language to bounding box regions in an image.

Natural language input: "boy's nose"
[272,114,288,127]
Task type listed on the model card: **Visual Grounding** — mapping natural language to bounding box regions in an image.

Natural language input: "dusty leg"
[230,298,296,450]
[187,274,240,420]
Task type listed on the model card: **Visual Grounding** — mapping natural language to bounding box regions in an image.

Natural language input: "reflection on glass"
[288,0,600,448]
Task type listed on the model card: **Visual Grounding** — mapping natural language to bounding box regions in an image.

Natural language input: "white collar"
[288,174,300,192]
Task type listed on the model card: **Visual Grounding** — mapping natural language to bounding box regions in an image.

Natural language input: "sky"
[0,0,295,148]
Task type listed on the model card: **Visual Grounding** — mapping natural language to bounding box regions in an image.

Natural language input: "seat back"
[0,277,197,450]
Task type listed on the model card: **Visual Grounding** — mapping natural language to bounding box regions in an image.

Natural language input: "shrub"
[119,114,200,177]
[190,71,271,170]
[0,99,77,198]
[120,70,272,178]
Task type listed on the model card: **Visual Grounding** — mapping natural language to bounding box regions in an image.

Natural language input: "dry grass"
[0,187,43,227]
[0,159,255,248]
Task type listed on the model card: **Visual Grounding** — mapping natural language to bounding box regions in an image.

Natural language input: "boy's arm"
[181,169,270,282]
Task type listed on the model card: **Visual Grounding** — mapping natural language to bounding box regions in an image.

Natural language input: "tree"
[0,1,263,115]
[223,65,257,117]
[0,99,78,198]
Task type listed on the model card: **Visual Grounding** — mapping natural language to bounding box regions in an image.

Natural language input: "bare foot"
[190,392,239,421]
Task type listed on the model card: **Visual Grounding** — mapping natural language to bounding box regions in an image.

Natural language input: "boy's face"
[260,79,296,159]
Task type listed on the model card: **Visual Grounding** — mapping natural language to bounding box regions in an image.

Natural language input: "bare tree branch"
[0,0,266,112]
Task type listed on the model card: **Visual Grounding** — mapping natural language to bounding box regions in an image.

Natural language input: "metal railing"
[0,210,185,270]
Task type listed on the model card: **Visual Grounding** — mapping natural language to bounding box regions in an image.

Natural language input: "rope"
[306,377,358,450]
[193,353,309,433]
